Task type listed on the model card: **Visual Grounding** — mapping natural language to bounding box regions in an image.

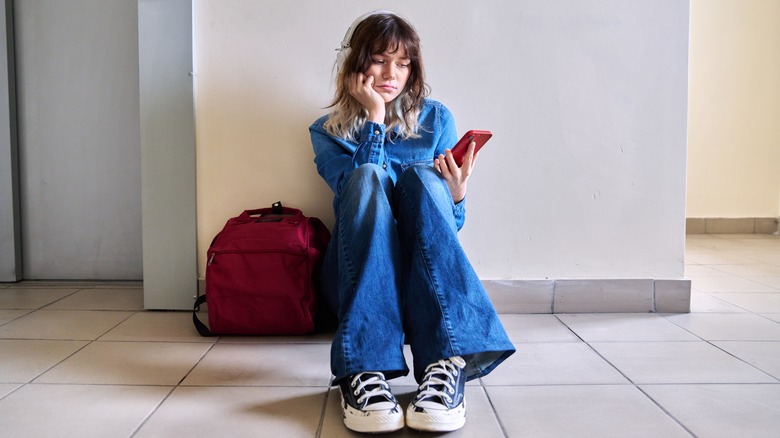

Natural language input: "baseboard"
[198,277,691,314]
[483,278,691,314]
[686,217,779,234]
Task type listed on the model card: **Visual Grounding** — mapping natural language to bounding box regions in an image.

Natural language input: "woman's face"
[364,46,411,103]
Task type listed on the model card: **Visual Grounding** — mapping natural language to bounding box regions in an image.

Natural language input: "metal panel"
[139,0,197,309]
[0,0,20,281]
[15,0,142,279]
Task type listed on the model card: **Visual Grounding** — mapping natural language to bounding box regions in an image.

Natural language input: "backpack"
[193,202,330,336]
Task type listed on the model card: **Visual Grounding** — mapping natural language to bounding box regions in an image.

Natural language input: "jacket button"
[374,130,380,135]
[382,164,387,169]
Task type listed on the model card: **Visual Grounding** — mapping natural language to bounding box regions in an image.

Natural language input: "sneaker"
[406,356,467,432]
[338,371,404,433]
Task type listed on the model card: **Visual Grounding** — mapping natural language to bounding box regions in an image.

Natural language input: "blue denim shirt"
[310,98,466,229]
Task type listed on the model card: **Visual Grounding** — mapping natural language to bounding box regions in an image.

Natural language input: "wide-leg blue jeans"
[321,163,515,384]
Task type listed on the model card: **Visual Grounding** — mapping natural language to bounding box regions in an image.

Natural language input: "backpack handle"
[239,201,303,220]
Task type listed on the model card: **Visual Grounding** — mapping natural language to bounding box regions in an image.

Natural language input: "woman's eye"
[371,59,384,65]
[398,63,409,69]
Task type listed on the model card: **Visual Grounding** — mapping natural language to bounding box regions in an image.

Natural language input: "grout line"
[38,288,91,310]
[479,378,510,438]
[129,386,177,438]
[634,385,697,437]
[0,383,25,403]
[0,308,35,327]
[553,314,639,386]
[705,342,780,384]
[555,314,701,437]
[314,377,333,438]
[175,336,221,386]
[27,339,94,384]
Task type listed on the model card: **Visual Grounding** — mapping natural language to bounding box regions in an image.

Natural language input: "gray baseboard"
[198,277,692,314]
[686,217,779,234]
[483,278,691,314]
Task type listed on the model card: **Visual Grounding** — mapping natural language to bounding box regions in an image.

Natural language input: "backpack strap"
[192,294,216,337]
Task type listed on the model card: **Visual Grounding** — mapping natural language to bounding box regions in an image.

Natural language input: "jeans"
[321,163,515,384]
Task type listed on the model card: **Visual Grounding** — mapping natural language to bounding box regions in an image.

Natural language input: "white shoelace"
[415,356,466,404]
[350,372,394,406]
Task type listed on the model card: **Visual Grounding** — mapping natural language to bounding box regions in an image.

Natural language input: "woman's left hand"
[434,140,478,203]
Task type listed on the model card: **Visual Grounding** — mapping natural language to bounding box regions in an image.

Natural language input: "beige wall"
[687,0,780,219]
[194,0,689,280]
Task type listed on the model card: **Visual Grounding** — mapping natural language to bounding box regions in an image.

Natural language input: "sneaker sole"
[407,416,465,432]
[406,404,466,432]
[343,413,404,434]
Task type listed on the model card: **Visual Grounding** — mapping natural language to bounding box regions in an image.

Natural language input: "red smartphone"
[451,130,492,167]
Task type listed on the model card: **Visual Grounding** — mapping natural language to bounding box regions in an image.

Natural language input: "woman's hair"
[324,13,429,141]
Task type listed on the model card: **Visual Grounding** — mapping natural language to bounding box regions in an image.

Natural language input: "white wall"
[687,0,780,219]
[194,0,689,281]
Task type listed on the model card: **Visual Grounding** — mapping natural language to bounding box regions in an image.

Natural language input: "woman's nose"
[383,65,395,79]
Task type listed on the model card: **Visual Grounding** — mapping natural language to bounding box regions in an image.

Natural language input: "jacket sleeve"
[310,118,386,195]
[431,104,466,230]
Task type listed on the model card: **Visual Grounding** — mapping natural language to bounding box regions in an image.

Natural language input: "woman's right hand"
[348,73,386,124]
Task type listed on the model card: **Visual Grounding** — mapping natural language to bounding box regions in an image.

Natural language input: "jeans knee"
[343,164,392,195]
[352,163,386,182]
[397,165,450,202]
[339,164,395,219]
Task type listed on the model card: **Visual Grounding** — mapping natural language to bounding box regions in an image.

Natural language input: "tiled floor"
[1,234,779,437]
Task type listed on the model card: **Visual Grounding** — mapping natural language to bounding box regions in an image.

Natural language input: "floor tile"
[557,313,700,342]
[136,386,324,438]
[100,311,216,343]
[0,288,78,309]
[320,385,504,437]
[690,276,778,293]
[2,234,780,437]
[0,339,87,383]
[683,264,730,277]
[488,385,690,437]
[217,331,334,344]
[708,292,780,313]
[182,343,331,387]
[499,314,581,343]
[641,384,780,438]
[763,314,780,323]
[480,343,628,385]
[0,310,133,340]
[0,384,171,438]
[689,292,748,313]
[755,277,780,289]
[590,341,776,384]
[0,309,31,326]
[663,313,780,341]
[35,341,212,385]
[0,383,21,399]
[712,341,780,380]
[44,287,144,311]
[711,264,780,277]
[684,252,758,265]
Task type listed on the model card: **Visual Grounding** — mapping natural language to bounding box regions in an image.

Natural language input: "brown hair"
[324,13,429,141]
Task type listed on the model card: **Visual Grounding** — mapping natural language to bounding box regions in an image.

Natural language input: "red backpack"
[193,202,330,336]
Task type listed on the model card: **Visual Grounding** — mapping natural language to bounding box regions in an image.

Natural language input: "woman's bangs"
[370,31,416,60]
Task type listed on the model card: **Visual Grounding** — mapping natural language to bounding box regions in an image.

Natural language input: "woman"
[309,11,514,434]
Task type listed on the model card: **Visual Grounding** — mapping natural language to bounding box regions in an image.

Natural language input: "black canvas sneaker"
[338,372,404,433]
[406,356,467,432]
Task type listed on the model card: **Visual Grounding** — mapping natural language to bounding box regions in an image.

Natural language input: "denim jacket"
[309,98,466,229]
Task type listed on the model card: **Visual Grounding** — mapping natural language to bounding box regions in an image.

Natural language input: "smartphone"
[451,130,492,167]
